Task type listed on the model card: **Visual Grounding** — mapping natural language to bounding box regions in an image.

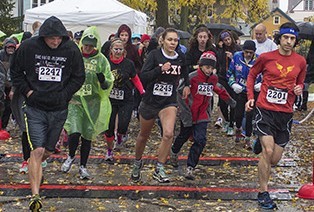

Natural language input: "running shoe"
[214,117,223,128]
[222,122,230,133]
[29,194,42,212]
[61,156,75,173]
[235,128,244,143]
[227,127,234,136]
[41,160,48,168]
[185,166,195,180]
[252,138,262,154]
[153,166,170,183]
[105,149,114,162]
[130,160,143,182]
[19,161,28,174]
[257,191,277,209]
[243,137,252,150]
[169,149,178,168]
[79,165,91,180]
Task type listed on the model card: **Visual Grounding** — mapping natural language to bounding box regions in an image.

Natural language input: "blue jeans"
[172,121,208,168]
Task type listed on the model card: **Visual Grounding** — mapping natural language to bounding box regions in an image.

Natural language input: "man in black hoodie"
[10,16,85,211]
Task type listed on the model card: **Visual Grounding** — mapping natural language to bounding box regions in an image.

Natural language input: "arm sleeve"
[180,54,190,87]
[61,47,86,101]
[226,57,236,86]
[10,46,32,97]
[131,74,145,95]
[247,56,264,100]
[139,51,161,86]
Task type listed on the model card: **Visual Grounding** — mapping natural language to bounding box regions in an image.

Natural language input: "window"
[305,0,314,10]
[41,0,46,5]
[273,16,280,25]
[32,0,38,8]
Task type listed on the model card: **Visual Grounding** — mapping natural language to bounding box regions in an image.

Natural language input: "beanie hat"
[199,51,217,67]
[4,38,16,48]
[141,34,151,43]
[82,35,97,47]
[243,40,256,52]
[74,30,83,39]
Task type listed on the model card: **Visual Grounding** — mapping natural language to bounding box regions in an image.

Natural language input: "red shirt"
[247,50,306,113]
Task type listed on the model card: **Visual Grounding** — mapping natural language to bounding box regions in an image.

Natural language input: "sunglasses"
[113,48,123,52]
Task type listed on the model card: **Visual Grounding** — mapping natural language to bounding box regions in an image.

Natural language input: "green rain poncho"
[64,26,114,140]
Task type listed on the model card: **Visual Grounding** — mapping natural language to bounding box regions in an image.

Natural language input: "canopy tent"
[23,0,147,44]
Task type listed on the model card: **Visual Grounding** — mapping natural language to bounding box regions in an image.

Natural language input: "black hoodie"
[11,16,85,111]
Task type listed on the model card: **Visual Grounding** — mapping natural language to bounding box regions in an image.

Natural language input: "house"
[286,0,314,22]
[251,7,296,38]
[12,0,54,17]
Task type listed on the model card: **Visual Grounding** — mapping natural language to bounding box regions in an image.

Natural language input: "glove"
[96,73,105,83]
[96,73,109,90]
[254,83,261,92]
[231,83,243,94]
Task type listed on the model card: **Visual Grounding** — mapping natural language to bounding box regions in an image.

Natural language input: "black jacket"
[11,16,85,111]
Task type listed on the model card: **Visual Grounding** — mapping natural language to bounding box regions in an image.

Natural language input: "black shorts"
[24,105,68,152]
[139,101,177,120]
[254,107,293,147]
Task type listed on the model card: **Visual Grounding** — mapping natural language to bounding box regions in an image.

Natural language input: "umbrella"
[0,30,6,38]
[206,23,244,36]
[296,22,314,40]
[177,30,191,39]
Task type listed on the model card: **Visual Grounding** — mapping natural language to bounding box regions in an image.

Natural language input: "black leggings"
[218,78,235,127]
[68,133,91,167]
[105,102,133,137]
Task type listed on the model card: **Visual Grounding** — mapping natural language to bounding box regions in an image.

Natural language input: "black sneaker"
[29,194,42,211]
[257,191,277,210]
[252,138,262,154]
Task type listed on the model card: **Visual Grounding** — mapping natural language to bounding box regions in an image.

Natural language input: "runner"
[227,40,260,148]
[170,51,236,180]
[10,16,85,211]
[130,28,190,183]
[104,38,145,160]
[61,26,114,179]
[245,22,306,210]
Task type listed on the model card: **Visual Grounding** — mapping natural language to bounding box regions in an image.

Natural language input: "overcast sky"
[279,0,288,12]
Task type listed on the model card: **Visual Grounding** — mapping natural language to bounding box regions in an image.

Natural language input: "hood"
[117,24,132,44]
[39,16,68,40]
[3,38,17,49]
[79,26,102,52]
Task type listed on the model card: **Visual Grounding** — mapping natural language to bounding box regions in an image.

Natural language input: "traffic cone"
[297,154,314,199]
[0,120,10,140]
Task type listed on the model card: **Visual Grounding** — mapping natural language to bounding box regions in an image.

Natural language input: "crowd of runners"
[0,15,313,211]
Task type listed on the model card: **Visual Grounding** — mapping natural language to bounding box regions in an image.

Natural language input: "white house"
[286,0,314,22]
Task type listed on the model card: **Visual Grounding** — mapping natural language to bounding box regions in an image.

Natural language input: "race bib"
[266,86,288,104]
[239,78,247,86]
[197,84,213,96]
[110,88,124,100]
[38,66,62,82]
[77,84,92,96]
[153,83,173,96]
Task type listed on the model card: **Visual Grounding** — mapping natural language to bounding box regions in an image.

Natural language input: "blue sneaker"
[252,138,262,154]
[257,191,277,209]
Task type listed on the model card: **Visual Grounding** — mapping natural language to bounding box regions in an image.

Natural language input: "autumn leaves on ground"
[0,103,313,211]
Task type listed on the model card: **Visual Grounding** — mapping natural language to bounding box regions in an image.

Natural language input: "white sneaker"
[61,156,75,173]
[79,165,91,180]
[214,117,223,128]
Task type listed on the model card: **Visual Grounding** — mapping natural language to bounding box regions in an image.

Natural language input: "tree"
[120,0,269,31]
[0,0,22,38]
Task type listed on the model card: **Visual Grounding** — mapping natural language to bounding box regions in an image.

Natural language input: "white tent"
[24,0,147,44]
